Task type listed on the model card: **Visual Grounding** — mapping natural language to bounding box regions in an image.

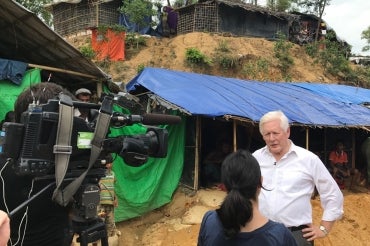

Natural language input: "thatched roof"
[177,0,299,21]
[45,0,114,7]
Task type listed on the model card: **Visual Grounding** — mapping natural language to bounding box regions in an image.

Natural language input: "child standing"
[98,162,118,237]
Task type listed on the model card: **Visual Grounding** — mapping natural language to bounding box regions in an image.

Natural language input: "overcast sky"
[324,0,370,56]
[257,0,370,56]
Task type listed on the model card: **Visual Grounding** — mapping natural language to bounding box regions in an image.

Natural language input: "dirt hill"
[68,32,341,84]
[66,32,370,246]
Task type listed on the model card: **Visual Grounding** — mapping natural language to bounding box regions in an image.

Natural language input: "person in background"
[329,141,350,189]
[0,210,10,246]
[0,110,15,129]
[202,141,232,188]
[253,110,343,246]
[75,88,92,102]
[198,149,297,246]
[97,162,119,238]
[359,137,370,192]
[74,88,92,121]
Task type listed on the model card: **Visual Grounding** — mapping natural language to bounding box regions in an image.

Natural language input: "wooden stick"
[28,63,100,79]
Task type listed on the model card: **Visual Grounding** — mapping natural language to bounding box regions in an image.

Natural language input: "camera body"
[0,92,180,233]
[0,93,170,178]
[1,99,94,176]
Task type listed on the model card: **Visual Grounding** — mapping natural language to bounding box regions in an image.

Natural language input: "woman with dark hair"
[198,150,297,246]
[0,110,15,129]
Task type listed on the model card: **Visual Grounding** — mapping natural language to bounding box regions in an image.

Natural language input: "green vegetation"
[137,64,145,73]
[274,32,294,81]
[119,0,155,49]
[361,26,370,52]
[124,33,148,60]
[355,66,370,88]
[79,45,95,59]
[216,40,231,53]
[266,0,292,11]
[119,0,156,33]
[304,31,370,87]
[217,56,238,69]
[95,58,111,71]
[212,40,238,70]
[242,58,270,80]
[15,0,370,88]
[125,33,147,49]
[185,48,212,66]
[97,24,127,35]
[15,0,52,26]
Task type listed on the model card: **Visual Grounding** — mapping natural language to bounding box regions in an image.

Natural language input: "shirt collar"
[260,140,298,160]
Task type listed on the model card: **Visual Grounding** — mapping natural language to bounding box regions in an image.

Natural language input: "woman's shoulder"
[267,220,293,231]
[202,210,218,222]
[263,220,297,245]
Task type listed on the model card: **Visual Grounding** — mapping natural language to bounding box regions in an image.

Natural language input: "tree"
[361,26,370,52]
[16,0,53,26]
[292,0,331,42]
[119,0,156,33]
[266,0,293,11]
[244,0,259,5]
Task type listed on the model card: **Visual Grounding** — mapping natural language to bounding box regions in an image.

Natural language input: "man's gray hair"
[259,110,290,134]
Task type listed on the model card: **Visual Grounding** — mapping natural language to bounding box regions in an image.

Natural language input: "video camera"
[0,92,181,245]
[0,93,181,177]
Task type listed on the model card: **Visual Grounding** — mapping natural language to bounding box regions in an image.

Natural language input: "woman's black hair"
[216,149,262,239]
[0,110,15,129]
[14,82,75,123]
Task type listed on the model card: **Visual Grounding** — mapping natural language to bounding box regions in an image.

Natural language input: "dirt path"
[115,181,370,246]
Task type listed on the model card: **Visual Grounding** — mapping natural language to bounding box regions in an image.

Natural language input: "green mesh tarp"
[111,122,185,221]
[0,68,41,121]
[102,86,185,221]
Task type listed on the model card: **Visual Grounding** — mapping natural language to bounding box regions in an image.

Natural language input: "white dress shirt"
[253,141,344,227]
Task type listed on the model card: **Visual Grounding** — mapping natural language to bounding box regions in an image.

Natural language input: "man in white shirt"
[253,110,343,246]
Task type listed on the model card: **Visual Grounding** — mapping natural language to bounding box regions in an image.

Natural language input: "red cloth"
[329,150,348,165]
[91,29,125,61]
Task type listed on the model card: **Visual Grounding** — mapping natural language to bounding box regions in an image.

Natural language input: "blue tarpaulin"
[290,83,370,105]
[127,68,370,127]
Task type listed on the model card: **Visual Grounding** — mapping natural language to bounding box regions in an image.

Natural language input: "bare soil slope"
[91,32,338,83]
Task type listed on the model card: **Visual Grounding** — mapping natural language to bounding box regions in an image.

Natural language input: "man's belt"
[287,225,308,231]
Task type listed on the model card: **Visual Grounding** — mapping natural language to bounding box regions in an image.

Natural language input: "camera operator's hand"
[0,210,10,246]
[98,210,107,218]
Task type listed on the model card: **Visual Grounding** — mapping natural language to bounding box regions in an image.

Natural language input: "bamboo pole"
[352,129,356,169]
[306,127,309,150]
[194,116,200,190]
[28,63,99,79]
[233,121,237,151]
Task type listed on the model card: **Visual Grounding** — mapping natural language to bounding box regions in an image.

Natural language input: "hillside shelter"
[176,0,298,39]
[45,0,122,37]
